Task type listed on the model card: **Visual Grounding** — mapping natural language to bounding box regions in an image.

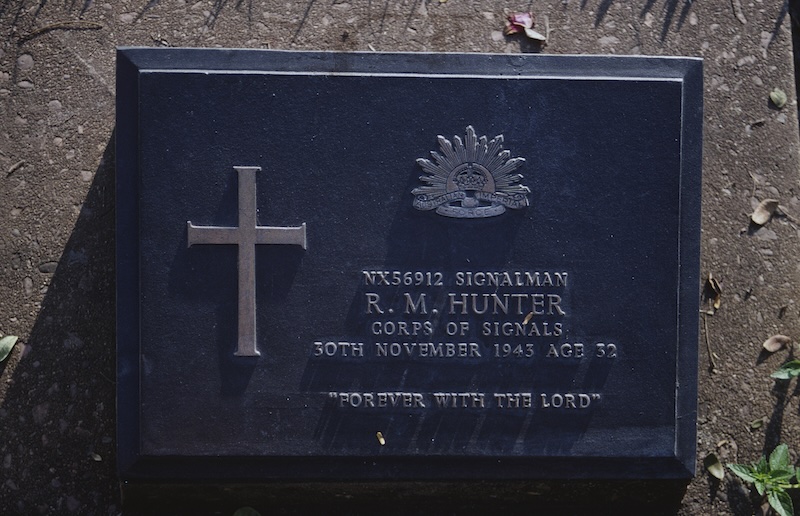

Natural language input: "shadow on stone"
[122,479,689,516]
[0,132,118,513]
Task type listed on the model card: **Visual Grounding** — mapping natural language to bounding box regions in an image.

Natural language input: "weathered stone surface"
[117,49,701,482]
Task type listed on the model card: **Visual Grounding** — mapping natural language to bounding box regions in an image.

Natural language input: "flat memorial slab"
[116,49,702,481]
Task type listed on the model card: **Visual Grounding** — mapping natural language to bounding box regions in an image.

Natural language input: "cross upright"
[187,166,307,357]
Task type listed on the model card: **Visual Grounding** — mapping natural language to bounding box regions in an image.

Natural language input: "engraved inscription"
[313,269,625,363]
[187,166,307,357]
[313,268,618,414]
[326,391,602,410]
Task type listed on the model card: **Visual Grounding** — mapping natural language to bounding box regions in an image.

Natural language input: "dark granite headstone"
[116,49,702,481]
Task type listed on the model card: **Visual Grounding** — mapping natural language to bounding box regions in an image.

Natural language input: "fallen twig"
[19,20,103,43]
[748,170,757,199]
[731,0,747,24]
[703,313,717,373]
[7,160,25,177]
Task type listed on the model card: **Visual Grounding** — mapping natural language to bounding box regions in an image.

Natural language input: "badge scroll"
[412,126,530,218]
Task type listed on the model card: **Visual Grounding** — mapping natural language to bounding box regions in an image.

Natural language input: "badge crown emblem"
[412,126,530,218]
[453,164,489,190]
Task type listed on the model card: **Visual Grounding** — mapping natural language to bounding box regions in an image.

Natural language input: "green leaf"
[0,335,18,362]
[771,360,800,380]
[705,453,725,480]
[728,463,758,483]
[755,480,767,496]
[770,468,796,484]
[770,444,791,471]
[757,456,770,474]
[768,489,794,516]
[232,508,261,516]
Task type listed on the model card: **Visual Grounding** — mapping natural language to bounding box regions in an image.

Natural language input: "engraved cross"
[187,166,307,357]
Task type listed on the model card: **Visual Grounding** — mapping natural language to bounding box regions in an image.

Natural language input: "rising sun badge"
[412,126,530,218]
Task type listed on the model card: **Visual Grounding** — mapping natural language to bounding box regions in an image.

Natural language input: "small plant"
[772,360,800,380]
[728,444,798,516]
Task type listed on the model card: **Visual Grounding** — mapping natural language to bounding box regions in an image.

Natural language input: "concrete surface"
[1,0,799,514]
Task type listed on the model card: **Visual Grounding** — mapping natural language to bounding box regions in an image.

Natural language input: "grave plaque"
[117,49,702,481]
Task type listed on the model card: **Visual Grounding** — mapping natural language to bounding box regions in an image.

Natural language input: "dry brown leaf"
[763,334,792,353]
[705,273,722,311]
[523,312,534,325]
[749,417,766,430]
[704,452,725,480]
[751,198,779,225]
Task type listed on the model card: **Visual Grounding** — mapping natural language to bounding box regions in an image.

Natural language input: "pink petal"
[507,12,534,29]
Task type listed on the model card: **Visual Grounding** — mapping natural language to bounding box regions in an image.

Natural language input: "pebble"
[491,31,503,42]
[63,333,84,350]
[23,277,33,295]
[38,261,57,273]
[17,80,34,89]
[17,54,33,70]
[119,13,135,24]
[737,55,756,67]
[48,100,62,112]
[80,170,93,182]
[753,227,778,241]
[598,36,620,47]
[32,403,49,424]
[65,496,81,513]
